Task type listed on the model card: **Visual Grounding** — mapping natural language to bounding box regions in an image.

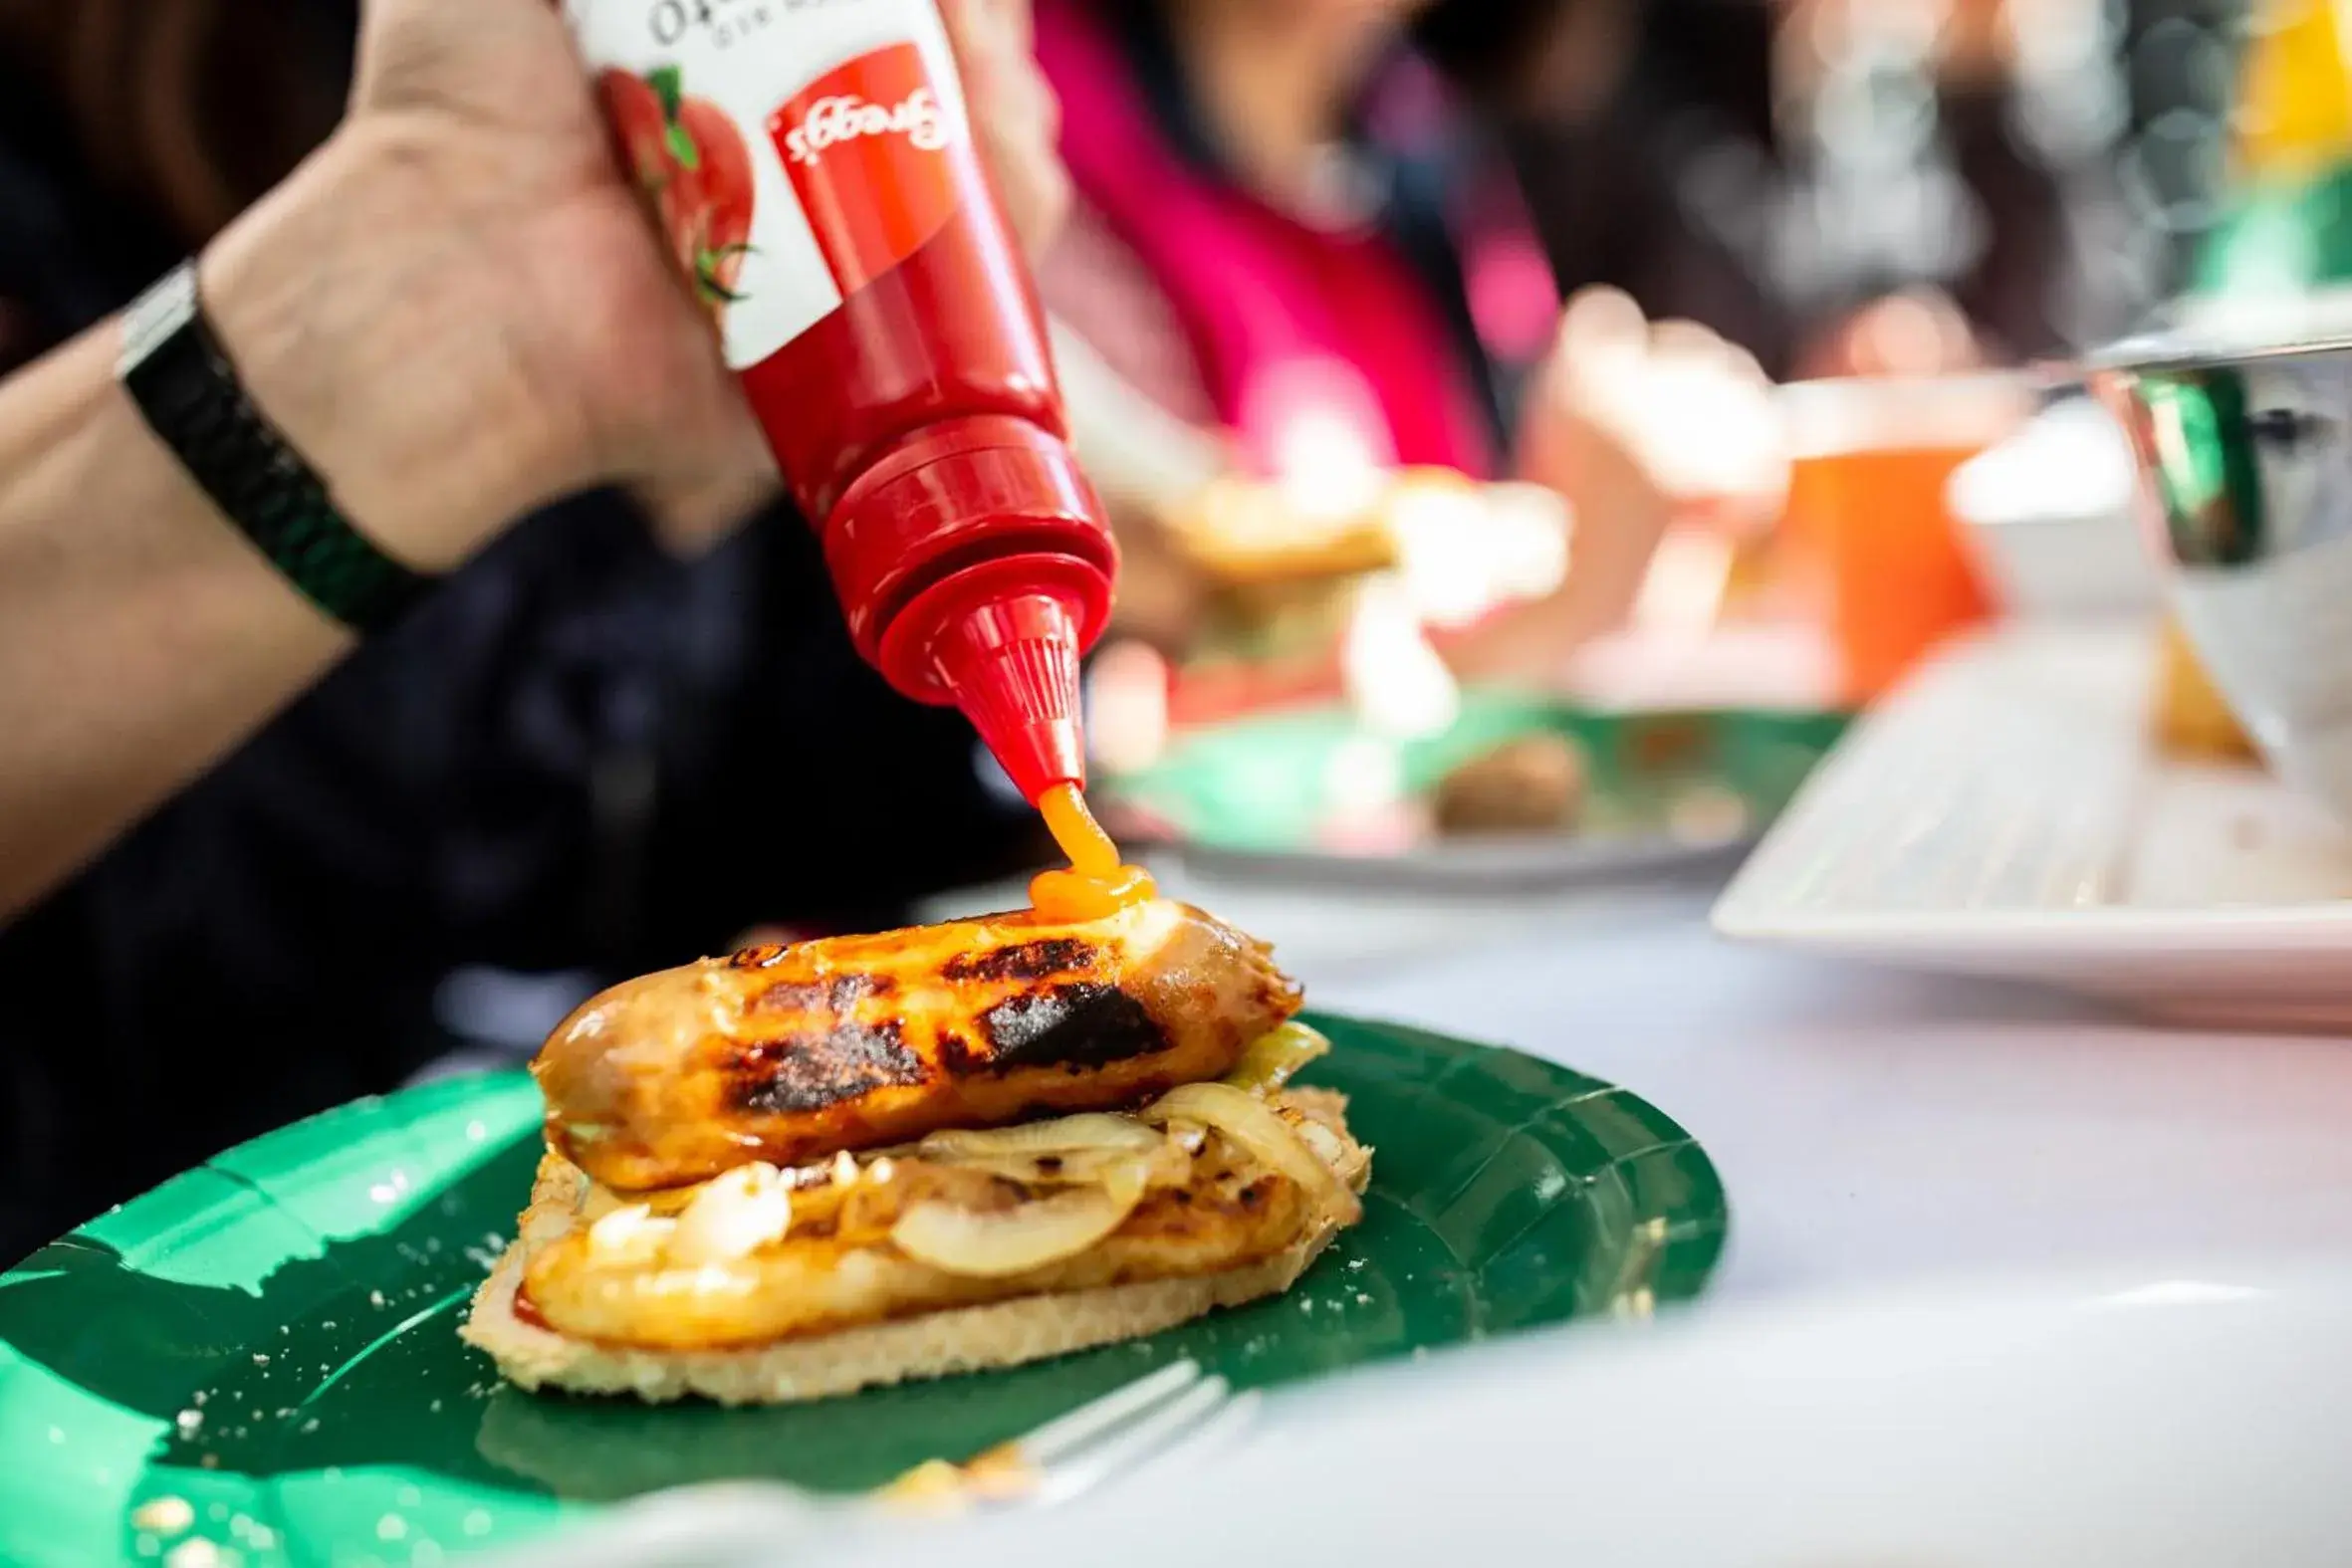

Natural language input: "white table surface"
[928,863,2352,1301]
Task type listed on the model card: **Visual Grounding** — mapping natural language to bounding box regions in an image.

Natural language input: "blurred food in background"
[2153,614,2261,761]
[1432,732,1592,834]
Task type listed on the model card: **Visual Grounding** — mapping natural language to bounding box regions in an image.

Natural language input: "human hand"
[1523,288,1786,533]
[197,0,1067,568]
[1506,289,1784,657]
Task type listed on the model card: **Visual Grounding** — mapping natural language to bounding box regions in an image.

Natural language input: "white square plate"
[1712,625,2352,1028]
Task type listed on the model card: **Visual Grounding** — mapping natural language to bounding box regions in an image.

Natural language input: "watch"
[118,261,435,634]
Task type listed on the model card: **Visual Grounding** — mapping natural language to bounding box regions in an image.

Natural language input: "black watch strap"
[118,261,435,634]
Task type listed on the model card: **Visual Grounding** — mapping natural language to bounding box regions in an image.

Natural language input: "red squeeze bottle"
[565,0,1112,801]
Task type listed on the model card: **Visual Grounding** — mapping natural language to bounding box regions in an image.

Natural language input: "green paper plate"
[1111,691,1846,863]
[0,1014,1728,1566]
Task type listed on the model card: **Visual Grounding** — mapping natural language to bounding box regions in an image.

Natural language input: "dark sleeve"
[0,113,179,371]
[634,512,1051,950]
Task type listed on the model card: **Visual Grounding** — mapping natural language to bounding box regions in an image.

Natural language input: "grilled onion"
[889,1187,1139,1278]
[1144,1081,1360,1225]
[1223,1021,1332,1095]
[930,1143,1191,1194]
[919,1113,1187,1193]
[919,1114,1162,1160]
[668,1161,794,1265]
[586,1203,674,1265]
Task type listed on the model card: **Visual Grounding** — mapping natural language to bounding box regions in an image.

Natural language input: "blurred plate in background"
[1715,624,2352,1028]
[1107,693,1846,892]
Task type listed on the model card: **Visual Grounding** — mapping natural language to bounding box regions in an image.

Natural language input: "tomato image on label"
[600,65,756,322]
[771,42,964,299]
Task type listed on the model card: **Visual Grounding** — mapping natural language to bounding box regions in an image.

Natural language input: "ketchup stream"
[1030,784,1155,920]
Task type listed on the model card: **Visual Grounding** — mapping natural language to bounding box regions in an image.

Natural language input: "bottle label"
[563,0,969,371]
[773,42,963,299]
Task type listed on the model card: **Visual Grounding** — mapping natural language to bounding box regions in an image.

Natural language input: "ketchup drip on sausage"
[1030,784,1154,920]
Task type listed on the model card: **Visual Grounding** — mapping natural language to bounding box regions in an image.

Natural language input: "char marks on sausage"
[732,1019,925,1114]
[975,984,1170,1072]
[941,938,1096,984]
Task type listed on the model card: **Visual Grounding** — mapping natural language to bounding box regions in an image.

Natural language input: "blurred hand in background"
[1075,280,1790,697]
[1524,285,1787,537]
[1463,285,1785,680]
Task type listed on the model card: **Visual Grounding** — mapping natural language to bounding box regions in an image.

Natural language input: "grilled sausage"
[533,899,1302,1191]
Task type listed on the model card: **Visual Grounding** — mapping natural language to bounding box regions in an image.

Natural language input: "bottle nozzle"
[917,576,1091,803]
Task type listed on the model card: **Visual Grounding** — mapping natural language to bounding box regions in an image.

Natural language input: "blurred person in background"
[0,0,1065,1260]
[1420,0,1796,376]
[1476,0,2134,380]
[1033,0,1790,685]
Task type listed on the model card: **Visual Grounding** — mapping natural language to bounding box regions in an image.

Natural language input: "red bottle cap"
[827,416,1115,802]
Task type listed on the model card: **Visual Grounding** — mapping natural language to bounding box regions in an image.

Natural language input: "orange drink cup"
[1778,374,2033,705]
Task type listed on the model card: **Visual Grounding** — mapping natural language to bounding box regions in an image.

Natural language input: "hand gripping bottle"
[565,0,1112,803]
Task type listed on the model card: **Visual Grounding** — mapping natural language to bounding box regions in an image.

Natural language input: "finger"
[1711,338,1772,391]
[1548,288,1649,407]
[631,466,779,559]
[1645,319,1729,362]
[1556,286,1647,354]
[973,54,1069,253]
[629,395,782,558]
[939,0,1068,255]
[1641,324,1775,410]
[986,0,1037,54]
[939,0,1039,103]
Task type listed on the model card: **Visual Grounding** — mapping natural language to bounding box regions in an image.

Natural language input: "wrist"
[196,130,581,572]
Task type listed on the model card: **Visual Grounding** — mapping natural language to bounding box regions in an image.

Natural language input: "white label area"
[563,0,969,371]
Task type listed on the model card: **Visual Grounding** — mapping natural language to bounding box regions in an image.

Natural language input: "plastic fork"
[881,1356,1254,1510]
[485,1359,1256,1567]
